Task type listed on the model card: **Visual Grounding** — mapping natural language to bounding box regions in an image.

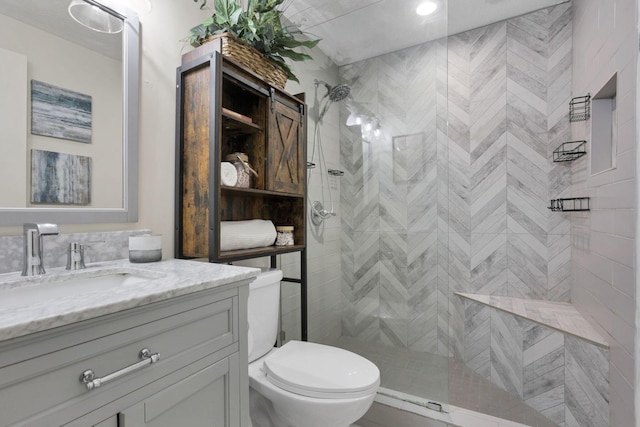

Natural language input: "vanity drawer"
[0,288,239,427]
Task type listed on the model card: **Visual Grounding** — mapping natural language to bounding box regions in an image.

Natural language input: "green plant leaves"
[189,0,320,82]
[214,0,242,26]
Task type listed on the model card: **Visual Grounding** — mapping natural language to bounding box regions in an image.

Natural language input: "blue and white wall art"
[31,80,92,143]
[31,149,92,205]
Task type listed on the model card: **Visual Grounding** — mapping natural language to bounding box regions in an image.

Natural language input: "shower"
[308,79,351,226]
[316,79,351,121]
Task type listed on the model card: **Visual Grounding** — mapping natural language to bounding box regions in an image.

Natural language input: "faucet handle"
[66,242,86,270]
[65,240,105,270]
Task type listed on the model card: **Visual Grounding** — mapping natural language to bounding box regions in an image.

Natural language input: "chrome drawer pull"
[80,348,160,391]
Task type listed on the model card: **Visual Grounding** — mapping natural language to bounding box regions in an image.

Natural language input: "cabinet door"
[119,354,240,427]
[268,99,305,194]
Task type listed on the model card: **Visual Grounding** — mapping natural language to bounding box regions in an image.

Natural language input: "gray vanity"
[0,259,257,426]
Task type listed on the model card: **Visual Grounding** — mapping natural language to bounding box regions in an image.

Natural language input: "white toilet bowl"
[247,270,380,427]
[248,341,379,427]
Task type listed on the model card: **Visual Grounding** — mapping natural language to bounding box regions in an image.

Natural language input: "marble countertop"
[455,292,608,348]
[0,259,259,343]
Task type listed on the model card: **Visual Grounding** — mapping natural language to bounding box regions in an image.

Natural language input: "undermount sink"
[48,272,152,288]
[0,269,165,305]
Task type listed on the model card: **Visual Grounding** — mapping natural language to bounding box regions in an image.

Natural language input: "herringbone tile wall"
[340,39,450,354]
[461,299,610,426]
[337,3,616,425]
[339,3,572,360]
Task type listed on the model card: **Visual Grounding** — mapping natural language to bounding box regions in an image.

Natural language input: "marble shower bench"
[455,293,608,348]
[456,292,609,427]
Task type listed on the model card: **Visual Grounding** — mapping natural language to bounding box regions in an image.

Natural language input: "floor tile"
[328,336,559,427]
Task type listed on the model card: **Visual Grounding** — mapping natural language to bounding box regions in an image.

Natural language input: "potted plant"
[189,0,319,85]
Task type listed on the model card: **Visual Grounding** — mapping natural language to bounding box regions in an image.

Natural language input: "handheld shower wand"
[308,79,352,225]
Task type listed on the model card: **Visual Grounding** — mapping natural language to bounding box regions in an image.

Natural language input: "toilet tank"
[247,268,283,363]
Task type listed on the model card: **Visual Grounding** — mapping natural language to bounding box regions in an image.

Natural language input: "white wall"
[570,1,638,426]
[283,52,343,344]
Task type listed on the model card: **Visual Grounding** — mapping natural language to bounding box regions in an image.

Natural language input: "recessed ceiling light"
[416,1,437,16]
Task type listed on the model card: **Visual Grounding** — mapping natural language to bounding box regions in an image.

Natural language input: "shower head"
[315,79,352,121]
[314,79,351,102]
[327,84,351,102]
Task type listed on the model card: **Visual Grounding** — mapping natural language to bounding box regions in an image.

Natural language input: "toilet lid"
[263,341,380,399]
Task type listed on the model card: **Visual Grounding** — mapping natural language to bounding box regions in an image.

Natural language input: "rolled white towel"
[220,219,277,251]
[221,162,238,186]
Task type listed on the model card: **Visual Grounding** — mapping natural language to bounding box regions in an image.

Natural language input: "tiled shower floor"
[326,337,559,427]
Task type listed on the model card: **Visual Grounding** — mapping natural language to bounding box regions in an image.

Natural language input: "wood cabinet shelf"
[177,42,309,339]
[221,185,305,198]
[176,47,307,262]
[217,244,306,262]
[222,112,264,135]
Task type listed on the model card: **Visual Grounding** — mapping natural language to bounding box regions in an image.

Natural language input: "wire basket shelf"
[548,197,590,212]
[569,94,591,122]
[553,140,587,162]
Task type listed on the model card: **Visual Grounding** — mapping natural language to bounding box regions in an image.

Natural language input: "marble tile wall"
[339,39,449,354]
[447,2,573,360]
[463,300,609,426]
[523,324,565,423]
[0,229,152,274]
[449,10,574,405]
[569,0,638,425]
[340,3,572,361]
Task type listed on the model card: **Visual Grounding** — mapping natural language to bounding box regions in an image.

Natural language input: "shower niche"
[175,42,307,262]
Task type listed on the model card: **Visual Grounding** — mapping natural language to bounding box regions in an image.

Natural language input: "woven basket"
[201,33,288,89]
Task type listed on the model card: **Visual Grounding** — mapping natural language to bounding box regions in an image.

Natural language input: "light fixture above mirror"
[68,0,123,34]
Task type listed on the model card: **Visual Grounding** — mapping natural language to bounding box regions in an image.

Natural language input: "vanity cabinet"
[175,41,307,262]
[0,282,250,427]
[117,353,239,426]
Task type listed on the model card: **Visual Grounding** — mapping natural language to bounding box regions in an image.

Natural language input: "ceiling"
[283,0,569,66]
[0,0,568,67]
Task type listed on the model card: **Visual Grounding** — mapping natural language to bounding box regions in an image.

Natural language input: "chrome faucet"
[21,223,59,276]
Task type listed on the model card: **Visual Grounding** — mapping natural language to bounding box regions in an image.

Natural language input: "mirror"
[0,0,138,225]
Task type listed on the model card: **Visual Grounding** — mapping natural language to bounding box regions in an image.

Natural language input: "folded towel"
[220,219,277,251]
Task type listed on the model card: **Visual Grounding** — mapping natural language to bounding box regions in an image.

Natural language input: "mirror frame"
[0,0,139,226]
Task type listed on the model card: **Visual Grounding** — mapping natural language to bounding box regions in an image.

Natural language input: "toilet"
[248,269,380,427]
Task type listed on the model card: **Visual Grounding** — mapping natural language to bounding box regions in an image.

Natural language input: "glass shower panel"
[307,1,574,425]
[332,6,451,408]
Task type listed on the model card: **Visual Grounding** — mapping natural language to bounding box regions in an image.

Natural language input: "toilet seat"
[263,341,380,399]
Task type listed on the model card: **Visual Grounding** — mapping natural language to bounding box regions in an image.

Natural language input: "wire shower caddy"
[553,140,587,162]
[569,94,591,122]
[548,197,590,212]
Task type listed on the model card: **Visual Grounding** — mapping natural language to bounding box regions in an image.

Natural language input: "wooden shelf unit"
[175,42,307,261]
[176,41,309,339]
